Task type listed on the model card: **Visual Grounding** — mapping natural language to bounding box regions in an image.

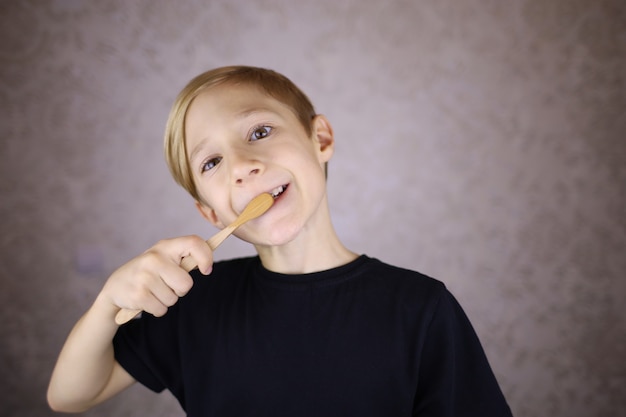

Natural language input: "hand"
[99,235,214,318]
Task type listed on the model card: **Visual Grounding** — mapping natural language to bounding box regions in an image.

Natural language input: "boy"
[48,66,512,416]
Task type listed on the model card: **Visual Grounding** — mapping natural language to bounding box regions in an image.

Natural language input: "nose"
[230,150,263,185]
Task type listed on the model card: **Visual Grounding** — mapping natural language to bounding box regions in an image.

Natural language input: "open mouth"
[270,184,288,199]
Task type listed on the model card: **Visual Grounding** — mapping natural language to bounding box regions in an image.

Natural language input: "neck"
[254,200,358,274]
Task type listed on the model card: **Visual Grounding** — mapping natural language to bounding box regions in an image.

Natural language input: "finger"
[125,250,189,300]
[118,235,210,313]
[141,293,169,318]
[155,235,214,275]
[184,240,214,275]
[130,268,187,317]
[157,262,195,297]
[148,278,180,307]
[142,266,193,316]
[153,236,212,266]
[119,269,171,317]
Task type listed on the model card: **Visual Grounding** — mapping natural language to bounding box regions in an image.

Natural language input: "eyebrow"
[189,138,209,165]
[188,107,279,163]
[235,107,276,120]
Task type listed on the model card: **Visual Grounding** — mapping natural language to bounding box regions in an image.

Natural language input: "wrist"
[91,291,124,323]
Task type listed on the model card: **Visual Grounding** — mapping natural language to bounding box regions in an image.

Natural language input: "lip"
[236,183,289,216]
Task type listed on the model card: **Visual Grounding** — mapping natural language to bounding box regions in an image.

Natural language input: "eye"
[249,125,272,141]
[201,156,222,173]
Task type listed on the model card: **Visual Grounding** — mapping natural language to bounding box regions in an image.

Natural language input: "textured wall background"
[1,0,624,416]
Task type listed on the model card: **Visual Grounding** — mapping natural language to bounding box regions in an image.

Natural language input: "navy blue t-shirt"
[113,255,512,416]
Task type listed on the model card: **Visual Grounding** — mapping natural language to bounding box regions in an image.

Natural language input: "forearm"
[47,294,132,412]
[47,236,211,412]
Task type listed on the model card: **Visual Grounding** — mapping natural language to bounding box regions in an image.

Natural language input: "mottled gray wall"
[1,1,624,416]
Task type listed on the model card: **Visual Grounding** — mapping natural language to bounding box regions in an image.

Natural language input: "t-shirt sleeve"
[414,287,513,417]
[112,308,182,394]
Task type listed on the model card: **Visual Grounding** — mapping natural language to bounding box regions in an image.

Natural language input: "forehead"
[186,83,293,124]
[184,83,298,156]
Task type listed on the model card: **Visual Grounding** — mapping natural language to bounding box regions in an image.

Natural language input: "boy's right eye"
[201,156,222,173]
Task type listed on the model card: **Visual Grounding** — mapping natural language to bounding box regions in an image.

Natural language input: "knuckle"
[154,238,171,248]
[189,235,208,250]
[151,305,168,317]
[188,234,204,242]
[137,251,161,269]
[181,276,194,292]
[134,270,155,287]
[173,278,193,298]
[164,291,179,306]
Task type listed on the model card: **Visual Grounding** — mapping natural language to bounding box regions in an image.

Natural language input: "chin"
[231,226,292,247]
[254,222,303,247]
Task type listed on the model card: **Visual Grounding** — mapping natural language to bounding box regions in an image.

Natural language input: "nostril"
[235,169,259,185]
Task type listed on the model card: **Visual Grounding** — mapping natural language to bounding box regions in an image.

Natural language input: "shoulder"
[353,257,452,324]
[361,256,447,299]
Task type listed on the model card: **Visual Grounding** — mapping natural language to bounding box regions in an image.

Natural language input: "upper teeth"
[270,185,286,198]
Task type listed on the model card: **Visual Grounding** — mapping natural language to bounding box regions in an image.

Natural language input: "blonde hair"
[164,66,317,201]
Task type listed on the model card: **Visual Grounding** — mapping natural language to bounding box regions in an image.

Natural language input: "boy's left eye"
[249,126,272,141]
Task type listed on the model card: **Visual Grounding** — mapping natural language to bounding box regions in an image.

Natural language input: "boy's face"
[185,83,334,246]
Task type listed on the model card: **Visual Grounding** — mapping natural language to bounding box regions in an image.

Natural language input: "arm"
[47,296,135,412]
[47,235,214,412]
[413,288,512,417]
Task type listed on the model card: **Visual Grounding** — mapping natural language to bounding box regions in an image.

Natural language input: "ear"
[312,114,335,164]
[195,200,225,229]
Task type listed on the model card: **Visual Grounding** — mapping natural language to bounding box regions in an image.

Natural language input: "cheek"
[287,141,326,169]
